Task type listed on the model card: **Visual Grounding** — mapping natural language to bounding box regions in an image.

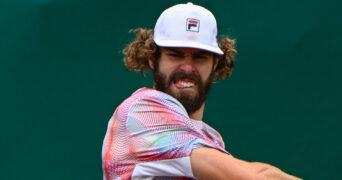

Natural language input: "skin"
[149,47,303,180]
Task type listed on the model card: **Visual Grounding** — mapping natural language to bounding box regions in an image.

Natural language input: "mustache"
[168,71,202,85]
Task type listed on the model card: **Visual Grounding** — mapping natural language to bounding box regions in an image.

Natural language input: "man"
[102,2,302,180]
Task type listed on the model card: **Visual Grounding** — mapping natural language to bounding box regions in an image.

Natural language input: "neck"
[189,103,205,121]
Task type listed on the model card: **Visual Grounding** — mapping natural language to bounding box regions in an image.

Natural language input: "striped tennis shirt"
[102,87,229,180]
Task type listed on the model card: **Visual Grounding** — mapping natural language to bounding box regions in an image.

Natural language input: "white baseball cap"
[153,2,223,55]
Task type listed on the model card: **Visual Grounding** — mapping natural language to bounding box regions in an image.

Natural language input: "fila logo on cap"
[186,18,200,32]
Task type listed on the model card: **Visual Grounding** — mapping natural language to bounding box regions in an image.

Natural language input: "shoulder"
[122,87,188,116]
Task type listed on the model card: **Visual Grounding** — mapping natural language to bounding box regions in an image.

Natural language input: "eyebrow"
[193,51,212,56]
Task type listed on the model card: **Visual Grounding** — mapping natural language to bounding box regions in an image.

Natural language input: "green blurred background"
[1,0,341,179]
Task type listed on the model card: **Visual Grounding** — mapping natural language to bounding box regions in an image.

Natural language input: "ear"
[213,56,219,71]
[148,56,154,70]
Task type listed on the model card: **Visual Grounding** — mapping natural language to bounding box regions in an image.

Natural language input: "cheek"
[158,60,178,77]
[198,63,214,81]
[158,64,172,77]
[157,64,175,84]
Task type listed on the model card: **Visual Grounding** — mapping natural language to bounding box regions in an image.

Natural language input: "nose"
[179,56,196,73]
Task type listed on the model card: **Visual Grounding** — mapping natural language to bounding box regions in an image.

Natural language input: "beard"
[153,68,213,115]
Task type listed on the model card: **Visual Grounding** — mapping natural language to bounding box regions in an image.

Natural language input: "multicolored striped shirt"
[102,87,229,180]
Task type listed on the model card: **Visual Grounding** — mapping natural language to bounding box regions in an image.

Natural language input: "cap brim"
[154,39,224,55]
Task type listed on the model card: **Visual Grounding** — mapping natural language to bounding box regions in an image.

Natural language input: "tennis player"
[102,2,302,180]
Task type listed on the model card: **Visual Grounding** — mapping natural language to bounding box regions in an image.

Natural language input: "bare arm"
[190,147,303,180]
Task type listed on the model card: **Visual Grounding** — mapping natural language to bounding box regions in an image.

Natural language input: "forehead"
[161,47,213,55]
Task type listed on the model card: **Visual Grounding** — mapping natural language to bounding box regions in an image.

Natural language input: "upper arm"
[190,147,256,180]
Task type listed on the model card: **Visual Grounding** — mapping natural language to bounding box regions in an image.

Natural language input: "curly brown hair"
[123,28,237,82]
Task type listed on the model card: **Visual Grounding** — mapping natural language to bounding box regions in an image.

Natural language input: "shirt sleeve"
[125,91,227,178]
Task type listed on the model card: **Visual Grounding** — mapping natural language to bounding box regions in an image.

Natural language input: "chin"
[170,85,197,98]
[170,88,197,104]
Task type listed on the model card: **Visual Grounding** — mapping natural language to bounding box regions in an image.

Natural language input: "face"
[150,47,218,114]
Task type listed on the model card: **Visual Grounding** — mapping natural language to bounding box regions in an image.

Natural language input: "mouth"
[174,79,197,89]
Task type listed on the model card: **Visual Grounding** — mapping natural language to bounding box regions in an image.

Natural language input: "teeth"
[179,81,194,87]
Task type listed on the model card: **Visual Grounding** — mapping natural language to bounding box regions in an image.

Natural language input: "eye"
[194,54,210,60]
[167,53,183,58]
